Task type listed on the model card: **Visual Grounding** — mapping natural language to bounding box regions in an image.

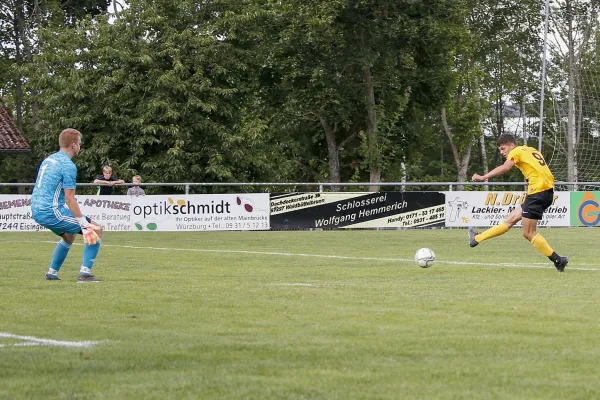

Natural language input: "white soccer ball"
[414,248,436,268]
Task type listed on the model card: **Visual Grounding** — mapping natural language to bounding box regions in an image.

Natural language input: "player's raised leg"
[45,234,76,280]
[469,205,522,247]
[77,222,103,283]
[522,217,568,272]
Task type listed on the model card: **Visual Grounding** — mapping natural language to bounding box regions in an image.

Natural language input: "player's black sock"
[548,252,561,263]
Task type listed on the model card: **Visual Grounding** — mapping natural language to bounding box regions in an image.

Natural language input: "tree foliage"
[24,0,293,191]
[224,0,464,188]
[0,0,554,190]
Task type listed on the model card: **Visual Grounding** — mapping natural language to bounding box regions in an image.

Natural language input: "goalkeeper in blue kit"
[31,128,103,282]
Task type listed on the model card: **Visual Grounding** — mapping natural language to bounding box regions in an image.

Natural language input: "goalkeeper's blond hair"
[58,128,81,148]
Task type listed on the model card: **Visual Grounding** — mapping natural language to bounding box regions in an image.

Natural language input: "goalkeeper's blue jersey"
[31,151,78,213]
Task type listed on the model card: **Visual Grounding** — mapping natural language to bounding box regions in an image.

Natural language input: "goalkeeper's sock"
[530,233,554,257]
[49,239,71,272]
[80,267,91,275]
[81,239,101,271]
[475,222,510,243]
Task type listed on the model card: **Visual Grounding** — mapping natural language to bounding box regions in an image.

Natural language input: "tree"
[25,0,290,190]
[229,0,463,190]
[441,0,544,187]
[0,0,111,190]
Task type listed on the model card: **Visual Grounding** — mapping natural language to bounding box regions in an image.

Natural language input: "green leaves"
[23,0,280,190]
[1,0,549,189]
[228,0,465,184]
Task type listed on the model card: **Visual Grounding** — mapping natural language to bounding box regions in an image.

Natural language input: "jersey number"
[532,152,546,166]
[37,164,48,188]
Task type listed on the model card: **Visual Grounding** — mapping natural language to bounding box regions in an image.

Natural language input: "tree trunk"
[28,0,42,133]
[520,101,527,144]
[319,116,341,192]
[441,108,472,190]
[400,157,406,192]
[362,66,380,192]
[495,97,503,136]
[14,0,25,130]
[479,135,488,175]
[458,145,472,186]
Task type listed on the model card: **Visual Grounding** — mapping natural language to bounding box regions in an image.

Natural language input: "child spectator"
[93,166,124,195]
[127,175,145,196]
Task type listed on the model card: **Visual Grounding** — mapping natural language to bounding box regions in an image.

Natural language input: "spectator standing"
[127,175,145,196]
[93,166,124,195]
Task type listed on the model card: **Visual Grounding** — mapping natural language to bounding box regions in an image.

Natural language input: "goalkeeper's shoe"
[468,227,479,248]
[76,274,103,283]
[44,273,60,280]
[554,256,568,272]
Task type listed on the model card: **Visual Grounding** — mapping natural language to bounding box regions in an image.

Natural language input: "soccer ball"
[414,248,436,268]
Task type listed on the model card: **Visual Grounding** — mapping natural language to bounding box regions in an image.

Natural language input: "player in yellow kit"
[469,134,568,272]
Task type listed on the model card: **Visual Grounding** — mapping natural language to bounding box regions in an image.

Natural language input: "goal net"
[543,0,600,191]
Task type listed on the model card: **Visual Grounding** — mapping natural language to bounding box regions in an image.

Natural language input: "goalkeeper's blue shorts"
[32,206,88,236]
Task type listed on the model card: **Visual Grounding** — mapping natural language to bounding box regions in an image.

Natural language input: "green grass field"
[1,228,599,399]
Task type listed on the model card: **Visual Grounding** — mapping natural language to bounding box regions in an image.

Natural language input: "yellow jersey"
[507,146,554,195]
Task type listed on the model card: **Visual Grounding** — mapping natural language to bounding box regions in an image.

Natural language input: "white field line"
[0,332,104,348]
[0,342,42,347]
[2,240,599,271]
[271,283,319,287]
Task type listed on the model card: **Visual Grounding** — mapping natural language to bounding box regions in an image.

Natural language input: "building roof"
[0,103,30,153]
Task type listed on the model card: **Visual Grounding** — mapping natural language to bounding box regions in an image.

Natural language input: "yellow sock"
[475,222,510,243]
[530,233,554,257]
